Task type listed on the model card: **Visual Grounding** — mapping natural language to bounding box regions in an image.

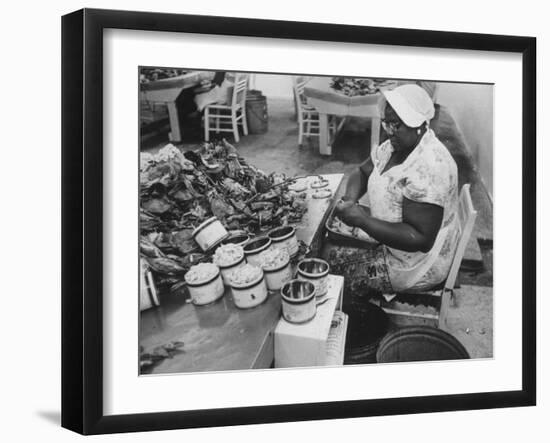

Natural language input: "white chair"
[293,77,343,147]
[377,184,478,328]
[204,73,249,142]
[293,76,320,145]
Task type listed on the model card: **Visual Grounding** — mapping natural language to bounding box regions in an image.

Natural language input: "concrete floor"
[141,96,493,360]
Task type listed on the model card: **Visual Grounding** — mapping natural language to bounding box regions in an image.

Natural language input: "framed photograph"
[62,8,536,435]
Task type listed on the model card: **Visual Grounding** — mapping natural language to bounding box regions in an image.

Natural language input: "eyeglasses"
[381,119,403,135]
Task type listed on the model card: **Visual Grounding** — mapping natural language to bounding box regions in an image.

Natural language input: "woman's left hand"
[334,198,355,215]
[338,204,369,227]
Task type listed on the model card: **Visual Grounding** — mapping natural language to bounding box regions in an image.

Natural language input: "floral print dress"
[368,129,459,292]
[324,129,459,297]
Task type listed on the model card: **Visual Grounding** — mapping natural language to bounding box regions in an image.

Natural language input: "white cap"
[380,84,435,128]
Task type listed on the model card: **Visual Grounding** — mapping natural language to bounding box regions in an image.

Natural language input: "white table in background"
[304,77,382,156]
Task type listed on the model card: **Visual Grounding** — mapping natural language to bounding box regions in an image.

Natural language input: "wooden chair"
[293,76,320,145]
[204,73,249,142]
[293,77,343,146]
[377,184,478,328]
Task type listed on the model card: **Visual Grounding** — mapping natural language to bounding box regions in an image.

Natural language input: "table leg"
[371,117,380,150]
[319,113,331,156]
[167,101,182,142]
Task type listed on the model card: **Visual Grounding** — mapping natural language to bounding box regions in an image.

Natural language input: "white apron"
[366,130,459,292]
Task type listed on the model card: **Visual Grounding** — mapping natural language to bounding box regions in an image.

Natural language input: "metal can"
[296,258,330,298]
[281,280,317,324]
[268,226,299,257]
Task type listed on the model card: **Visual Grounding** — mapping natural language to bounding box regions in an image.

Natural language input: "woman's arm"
[342,157,374,202]
[338,198,443,253]
[212,71,226,87]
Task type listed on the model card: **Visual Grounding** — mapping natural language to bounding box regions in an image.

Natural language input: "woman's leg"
[321,240,393,311]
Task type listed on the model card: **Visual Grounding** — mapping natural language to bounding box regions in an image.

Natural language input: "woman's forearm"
[356,215,433,253]
[343,168,367,202]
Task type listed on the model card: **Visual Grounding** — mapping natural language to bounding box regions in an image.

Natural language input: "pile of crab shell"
[139,140,308,292]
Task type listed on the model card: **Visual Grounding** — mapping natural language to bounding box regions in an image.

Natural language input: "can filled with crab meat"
[221,231,251,248]
[281,280,317,324]
[213,243,247,285]
[192,216,229,252]
[184,263,225,305]
[228,264,268,309]
[268,226,299,257]
[243,236,272,267]
[296,258,330,298]
[258,247,292,291]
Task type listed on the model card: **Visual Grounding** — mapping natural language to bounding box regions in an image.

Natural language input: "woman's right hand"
[338,204,370,228]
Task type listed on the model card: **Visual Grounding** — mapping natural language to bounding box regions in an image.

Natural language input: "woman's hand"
[335,198,355,216]
[338,204,369,227]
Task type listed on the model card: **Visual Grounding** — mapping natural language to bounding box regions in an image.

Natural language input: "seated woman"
[193,71,232,112]
[324,84,459,299]
[177,72,231,137]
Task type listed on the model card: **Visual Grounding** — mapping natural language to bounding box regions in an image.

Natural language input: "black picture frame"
[61,8,536,435]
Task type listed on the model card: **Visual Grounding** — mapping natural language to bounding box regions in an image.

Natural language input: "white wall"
[438,83,494,198]
[2,1,546,443]
[253,73,293,98]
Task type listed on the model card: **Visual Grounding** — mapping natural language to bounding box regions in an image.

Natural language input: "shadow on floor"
[36,410,60,426]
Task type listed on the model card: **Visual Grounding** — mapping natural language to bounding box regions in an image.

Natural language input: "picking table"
[304,77,382,156]
[140,71,214,142]
[140,173,344,374]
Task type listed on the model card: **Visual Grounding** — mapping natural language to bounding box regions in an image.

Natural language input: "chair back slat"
[457,199,468,231]
[444,184,478,290]
[232,73,249,108]
[293,76,310,107]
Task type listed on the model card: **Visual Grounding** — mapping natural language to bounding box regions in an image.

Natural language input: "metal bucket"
[376,326,470,363]
[246,90,268,134]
